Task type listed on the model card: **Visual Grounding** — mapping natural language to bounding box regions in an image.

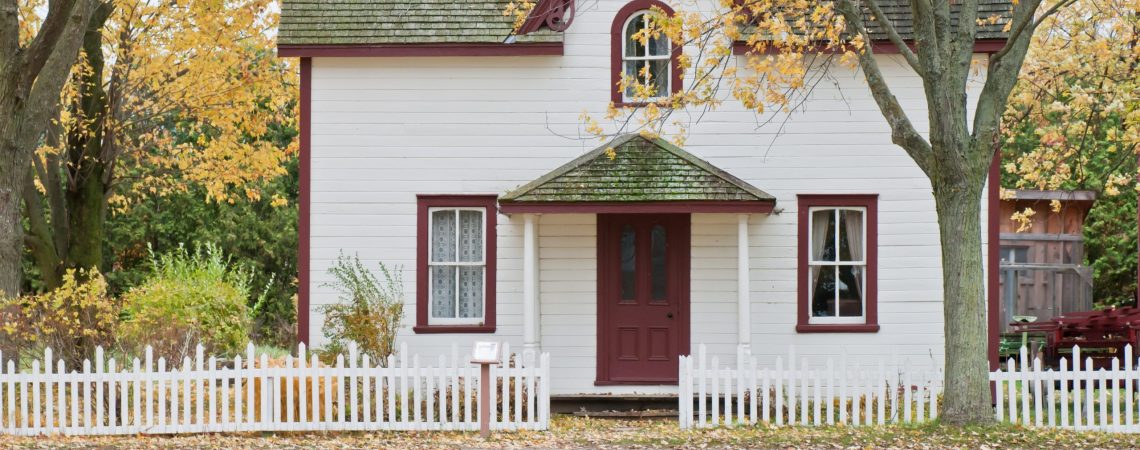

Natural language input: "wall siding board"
[305,0,989,395]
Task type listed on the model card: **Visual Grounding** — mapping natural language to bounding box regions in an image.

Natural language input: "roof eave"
[277,42,564,58]
[498,200,777,214]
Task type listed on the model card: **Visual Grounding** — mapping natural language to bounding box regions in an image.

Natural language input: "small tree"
[320,253,405,365]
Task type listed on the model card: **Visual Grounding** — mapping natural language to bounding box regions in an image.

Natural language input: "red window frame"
[414,195,498,334]
[611,0,683,106]
[796,194,879,333]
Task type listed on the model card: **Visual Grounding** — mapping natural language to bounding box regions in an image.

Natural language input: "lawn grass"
[1,415,1139,449]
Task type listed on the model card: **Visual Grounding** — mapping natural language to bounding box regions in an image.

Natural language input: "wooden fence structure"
[992,345,1140,432]
[678,345,942,429]
[0,342,550,436]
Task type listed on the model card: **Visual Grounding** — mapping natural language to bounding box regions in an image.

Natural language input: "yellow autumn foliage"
[0,269,119,368]
[35,0,297,210]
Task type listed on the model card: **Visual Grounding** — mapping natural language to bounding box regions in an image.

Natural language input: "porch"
[497,134,775,393]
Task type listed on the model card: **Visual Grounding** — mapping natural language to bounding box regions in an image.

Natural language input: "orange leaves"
[96,0,295,207]
[1002,0,1138,196]
[575,0,857,143]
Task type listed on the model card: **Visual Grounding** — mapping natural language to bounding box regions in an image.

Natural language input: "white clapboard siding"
[0,343,550,436]
[679,344,942,429]
[991,345,1140,433]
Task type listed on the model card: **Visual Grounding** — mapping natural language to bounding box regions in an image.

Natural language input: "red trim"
[795,324,880,333]
[732,39,1008,56]
[595,214,690,384]
[415,195,498,334]
[297,58,312,346]
[610,0,683,106]
[796,194,879,332]
[988,154,1001,371]
[278,43,564,58]
[518,0,575,34]
[499,200,774,214]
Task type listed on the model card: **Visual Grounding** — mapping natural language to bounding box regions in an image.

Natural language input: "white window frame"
[427,207,487,326]
[807,206,868,325]
[621,10,672,103]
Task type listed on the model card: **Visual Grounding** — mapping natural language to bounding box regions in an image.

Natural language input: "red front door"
[597,214,690,384]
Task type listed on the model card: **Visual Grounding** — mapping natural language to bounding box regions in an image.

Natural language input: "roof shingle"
[500,134,775,203]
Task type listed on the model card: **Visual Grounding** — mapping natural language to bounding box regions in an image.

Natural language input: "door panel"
[597,214,690,384]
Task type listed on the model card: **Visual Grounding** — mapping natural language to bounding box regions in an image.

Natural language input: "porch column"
[523,214,540,353]
[737,214,751,354]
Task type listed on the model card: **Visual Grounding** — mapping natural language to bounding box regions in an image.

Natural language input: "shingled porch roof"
[499,134,776,214]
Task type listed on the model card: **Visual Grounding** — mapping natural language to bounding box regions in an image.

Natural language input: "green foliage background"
[1002,114,1138,309]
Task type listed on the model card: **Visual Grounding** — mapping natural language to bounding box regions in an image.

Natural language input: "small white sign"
[471,341,502,364]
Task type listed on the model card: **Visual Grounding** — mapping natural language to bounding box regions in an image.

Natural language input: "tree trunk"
[933,173,993,424]
[0,150,22,298]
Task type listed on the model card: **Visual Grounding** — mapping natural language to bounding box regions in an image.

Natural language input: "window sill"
[795,324,880,333]
[413,325,496,334]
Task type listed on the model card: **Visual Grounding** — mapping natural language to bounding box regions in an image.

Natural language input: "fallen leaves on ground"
[1,416,1139,449]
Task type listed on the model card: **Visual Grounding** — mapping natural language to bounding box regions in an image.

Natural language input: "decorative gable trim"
[517,0,576,34]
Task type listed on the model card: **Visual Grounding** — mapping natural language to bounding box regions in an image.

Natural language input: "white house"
[278,0,1011,396]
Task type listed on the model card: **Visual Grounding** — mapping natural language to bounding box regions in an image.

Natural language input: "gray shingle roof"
[863,0,1011,41]
[279,0,561,46]
[279,0,1009,47]
[500,134,775,203]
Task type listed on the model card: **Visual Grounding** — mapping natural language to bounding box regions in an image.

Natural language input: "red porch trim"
[988,154,1001,371]
[610,0,683,106]
[415,195,499,334]
[499,200,775,214]
[732,38,1008,56]
[297,57,312,346]
[278,43,564,58]
[796,194,879,333]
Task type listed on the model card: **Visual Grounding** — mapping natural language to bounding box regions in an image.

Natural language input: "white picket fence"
[679,344,942,429]
[0,342,550,436]
[993,345,1140,432]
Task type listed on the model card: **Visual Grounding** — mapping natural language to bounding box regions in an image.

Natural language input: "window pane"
[458,210,483,262]
[810,209,836,262]
[647,59,669,97]
[623,60,643,97]
[458,266,484,319]
[837,265,864,317]
[431,266,457,318]
[647,17,670,56]
[651,225,667,301]
[431,210,456,263]
[811,265,837,317]
[838,209,863,262]
[625,14,646,57]
[620,225,637,301]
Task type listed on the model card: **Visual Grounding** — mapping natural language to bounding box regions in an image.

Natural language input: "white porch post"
[737,214,751,354]
[523,214,540,353]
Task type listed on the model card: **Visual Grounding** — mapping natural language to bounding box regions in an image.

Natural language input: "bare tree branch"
[864,0,924,75]
[837,0,935,173]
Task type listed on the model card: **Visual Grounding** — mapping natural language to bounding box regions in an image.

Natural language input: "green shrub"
[320,253,404,364]
[0,268,119,368]
[119,243,252,362]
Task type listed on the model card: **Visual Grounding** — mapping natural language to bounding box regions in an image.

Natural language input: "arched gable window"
[611,0,681,105]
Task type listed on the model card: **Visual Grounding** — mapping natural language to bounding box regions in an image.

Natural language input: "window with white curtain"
[428,207,486,324]
[807,207,867,323]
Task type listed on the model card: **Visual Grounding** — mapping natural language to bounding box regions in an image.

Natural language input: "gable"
[500,134,776,204]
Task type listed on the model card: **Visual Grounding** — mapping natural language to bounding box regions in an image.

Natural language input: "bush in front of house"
[0,268,119,368]
[320,253,404,365]
[119,243,252,362]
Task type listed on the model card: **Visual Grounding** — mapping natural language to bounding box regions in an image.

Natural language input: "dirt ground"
[1,416,1139,449]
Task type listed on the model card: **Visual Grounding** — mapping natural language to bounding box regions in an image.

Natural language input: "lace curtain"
[430,209,484,319]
